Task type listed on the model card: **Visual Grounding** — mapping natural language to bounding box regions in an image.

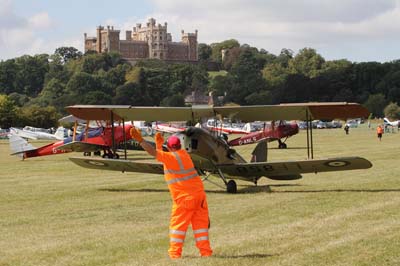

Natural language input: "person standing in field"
[377,124,384,141]
[130,127,212,259]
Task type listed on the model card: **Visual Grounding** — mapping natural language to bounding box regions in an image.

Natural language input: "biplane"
[228,120,299,148]
[66,103,372,193]
[9,124,134,159]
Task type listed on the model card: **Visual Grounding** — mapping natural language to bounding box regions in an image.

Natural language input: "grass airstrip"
[1,122,400,266]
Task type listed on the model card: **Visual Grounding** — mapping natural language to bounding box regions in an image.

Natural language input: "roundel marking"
[324,160,350,167]
[86,160,107,167]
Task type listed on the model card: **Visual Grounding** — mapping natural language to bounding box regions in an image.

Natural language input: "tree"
[289,48,325,78]
[160,93,185,107]
[18,105,59,128]
[210,39,240,63]
[0,94,17,128]
[384,102,400,119]
[198,43,212,61]
[54,47,82,64]
[226,48,267,105]
[0,59,18,94]
[364,93,388,118]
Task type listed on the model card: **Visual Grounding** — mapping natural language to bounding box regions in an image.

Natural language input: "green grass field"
[1,124,400,266]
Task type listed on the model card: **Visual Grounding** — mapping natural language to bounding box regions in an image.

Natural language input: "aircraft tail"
[250,140,268,163]
[54,126,66,140]
[8,133,36,159]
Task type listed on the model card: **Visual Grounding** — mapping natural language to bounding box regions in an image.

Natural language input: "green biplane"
[66,103,372,193]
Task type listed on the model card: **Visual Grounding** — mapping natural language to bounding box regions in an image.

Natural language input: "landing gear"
[215,168,238,194]
[102,151,119,159]
[278,140,287,149]
[83,152,91,156]
[226,180,237,194]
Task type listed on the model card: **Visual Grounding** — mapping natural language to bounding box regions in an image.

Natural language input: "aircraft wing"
[69,157,164,174]
[56,141,107,152]
[66,102,369,122]
[216,157,372,180]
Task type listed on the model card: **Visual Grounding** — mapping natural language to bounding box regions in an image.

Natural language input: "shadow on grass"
[212,253,277,259]
[183,253,277,259]
[269,146,307,150]
[274,188,400,193]
[99,184,300,194]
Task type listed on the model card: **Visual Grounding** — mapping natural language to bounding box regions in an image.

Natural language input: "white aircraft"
[383,117,400,127]
[9,126,65,140]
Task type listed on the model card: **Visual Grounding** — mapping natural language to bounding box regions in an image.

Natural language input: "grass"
[1,123,400,265]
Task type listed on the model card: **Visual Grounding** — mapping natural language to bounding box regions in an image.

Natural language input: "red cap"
[167,135,181,150]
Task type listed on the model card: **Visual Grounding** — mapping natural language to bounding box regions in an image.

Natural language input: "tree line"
[1,42,400,128]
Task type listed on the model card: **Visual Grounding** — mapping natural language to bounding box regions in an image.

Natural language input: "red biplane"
[9,123,133,159]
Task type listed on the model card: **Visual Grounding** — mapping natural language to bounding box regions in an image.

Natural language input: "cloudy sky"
[1,0,400,62]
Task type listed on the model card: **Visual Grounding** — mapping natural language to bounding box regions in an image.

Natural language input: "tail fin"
[54,126,66,140]
[9,133,36,158]
[250,140,268,163]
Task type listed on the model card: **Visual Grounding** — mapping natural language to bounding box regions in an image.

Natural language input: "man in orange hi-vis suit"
[130,127,212,259]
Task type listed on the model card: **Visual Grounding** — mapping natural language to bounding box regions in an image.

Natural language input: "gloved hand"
[155,132,164,150]
[130,127,144,143]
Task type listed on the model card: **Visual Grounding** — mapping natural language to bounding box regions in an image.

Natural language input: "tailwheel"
[278,140,287,149]
[226,180,237,194]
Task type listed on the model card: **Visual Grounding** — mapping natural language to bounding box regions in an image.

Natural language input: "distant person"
[130,127,212,259]
[344,125,349,135]
[377,125,384,141]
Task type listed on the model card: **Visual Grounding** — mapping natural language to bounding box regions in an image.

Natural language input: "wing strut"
[122,118,127,160]
[305,109,314,159]
[110,111,116,155]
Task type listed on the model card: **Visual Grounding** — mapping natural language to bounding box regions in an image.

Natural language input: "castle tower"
[181,29,198,61]
[145,18,168,60]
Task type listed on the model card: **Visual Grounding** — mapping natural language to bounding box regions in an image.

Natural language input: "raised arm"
[130,127,157,157]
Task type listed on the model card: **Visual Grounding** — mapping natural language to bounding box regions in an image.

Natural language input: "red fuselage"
[228,123,299,146]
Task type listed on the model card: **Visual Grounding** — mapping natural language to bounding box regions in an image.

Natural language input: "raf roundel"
[324,160,350,167]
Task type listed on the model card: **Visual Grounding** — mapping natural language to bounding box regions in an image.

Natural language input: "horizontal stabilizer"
[69,157,164,174]
[9,134,36,157]
[217,157,372,180]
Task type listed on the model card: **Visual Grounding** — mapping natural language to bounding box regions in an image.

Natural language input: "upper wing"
[216,157,372,180]
[56,141,107,152]
[66,102,369,123]
[69,157,164,174]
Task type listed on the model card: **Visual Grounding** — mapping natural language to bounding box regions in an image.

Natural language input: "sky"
[1,0,400,62]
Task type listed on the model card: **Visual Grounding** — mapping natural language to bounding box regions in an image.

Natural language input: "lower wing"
[69,157,164,174]
[56,141,108,152]
[216,157,372,180]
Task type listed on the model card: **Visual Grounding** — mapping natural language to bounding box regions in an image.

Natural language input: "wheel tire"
[281,143,287,149]
[226,180,237,194]
[113,153,119,159]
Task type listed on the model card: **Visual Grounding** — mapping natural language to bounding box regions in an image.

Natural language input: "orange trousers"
[168,193,212,258]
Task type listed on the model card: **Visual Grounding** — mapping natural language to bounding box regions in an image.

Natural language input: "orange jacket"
[156,149,204,200]
[377,126,384,134]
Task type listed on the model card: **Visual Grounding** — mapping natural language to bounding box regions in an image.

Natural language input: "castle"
[84,18,198,63]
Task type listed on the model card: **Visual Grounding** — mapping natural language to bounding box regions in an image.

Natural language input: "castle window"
[160,36,162,40]
[154,52,157,57]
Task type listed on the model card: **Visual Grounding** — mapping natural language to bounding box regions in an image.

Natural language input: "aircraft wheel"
[83,152,91,156]
[226,180,237,194]
[94,151,101,156]
[113,153,119,159]
[278,142,287,149]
